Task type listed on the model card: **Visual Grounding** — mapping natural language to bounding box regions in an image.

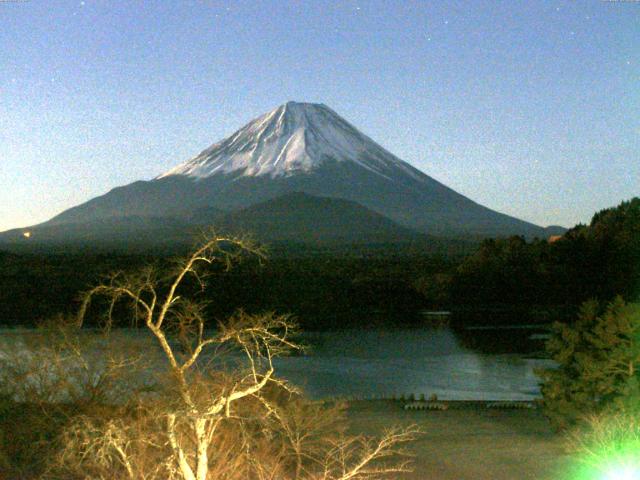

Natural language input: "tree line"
[1,197,637,329]
[447,197,640,321]
[0,247,456,329]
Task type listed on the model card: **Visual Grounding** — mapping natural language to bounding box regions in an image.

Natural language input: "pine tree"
[539,297,640,429]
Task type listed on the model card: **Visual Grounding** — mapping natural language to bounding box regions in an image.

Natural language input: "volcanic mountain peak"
[158,101,422,182]
[0,101,555,243]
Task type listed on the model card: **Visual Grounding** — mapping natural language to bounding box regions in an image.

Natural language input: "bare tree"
[48,234,419,480]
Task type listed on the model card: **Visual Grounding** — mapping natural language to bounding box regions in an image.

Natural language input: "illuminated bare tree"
[60,234,419,480]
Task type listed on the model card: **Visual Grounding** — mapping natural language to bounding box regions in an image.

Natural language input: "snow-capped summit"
[158,101,420,181]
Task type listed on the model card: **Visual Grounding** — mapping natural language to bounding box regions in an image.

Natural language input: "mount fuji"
[1,102,561,249]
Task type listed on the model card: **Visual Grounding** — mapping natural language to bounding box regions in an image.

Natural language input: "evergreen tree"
[539,297,640,429]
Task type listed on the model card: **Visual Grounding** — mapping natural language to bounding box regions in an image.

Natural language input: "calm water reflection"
[274,327,554,400]
[0,326,554,401]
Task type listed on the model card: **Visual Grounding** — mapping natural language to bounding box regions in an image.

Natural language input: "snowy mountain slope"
[158,101,423,183]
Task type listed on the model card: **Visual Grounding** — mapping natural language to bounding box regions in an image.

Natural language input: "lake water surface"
[275,327,553,401]
[0,325,554,402]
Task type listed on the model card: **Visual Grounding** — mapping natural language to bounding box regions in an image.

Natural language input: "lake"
[276,327,553,401]
[0,325,554,402]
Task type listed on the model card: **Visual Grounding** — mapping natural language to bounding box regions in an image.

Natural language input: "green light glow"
[603,465,640,480]
[571,451,640,480]
[565,411,640,480]
[590,447,640,480]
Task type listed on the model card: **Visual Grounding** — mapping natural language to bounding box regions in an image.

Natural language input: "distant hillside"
[449,197,640,314]
[0,193,477,254]
[214,192,419,243]
[0,216,196,254]
[562,197,640,300]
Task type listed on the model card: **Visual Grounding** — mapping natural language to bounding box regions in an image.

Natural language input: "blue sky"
[1,0,638,231]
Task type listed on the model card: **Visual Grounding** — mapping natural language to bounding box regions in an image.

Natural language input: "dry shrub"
[0,316,150,408]
[46,369,416,480]
[0,317,153,478]
[47,383,414,480]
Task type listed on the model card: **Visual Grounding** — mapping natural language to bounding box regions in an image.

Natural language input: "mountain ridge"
[0,193,449,253]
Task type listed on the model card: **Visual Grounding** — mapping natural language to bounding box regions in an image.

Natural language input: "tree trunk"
[167,414,196,480]
[195,418,209,480]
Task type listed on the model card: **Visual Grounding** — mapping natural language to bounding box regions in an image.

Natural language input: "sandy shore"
[345,400,571,480]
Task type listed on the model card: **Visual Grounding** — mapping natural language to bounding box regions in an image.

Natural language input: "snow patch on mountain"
[158,102,425,183]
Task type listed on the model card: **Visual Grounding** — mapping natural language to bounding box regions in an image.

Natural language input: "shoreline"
[344,399,570,480]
